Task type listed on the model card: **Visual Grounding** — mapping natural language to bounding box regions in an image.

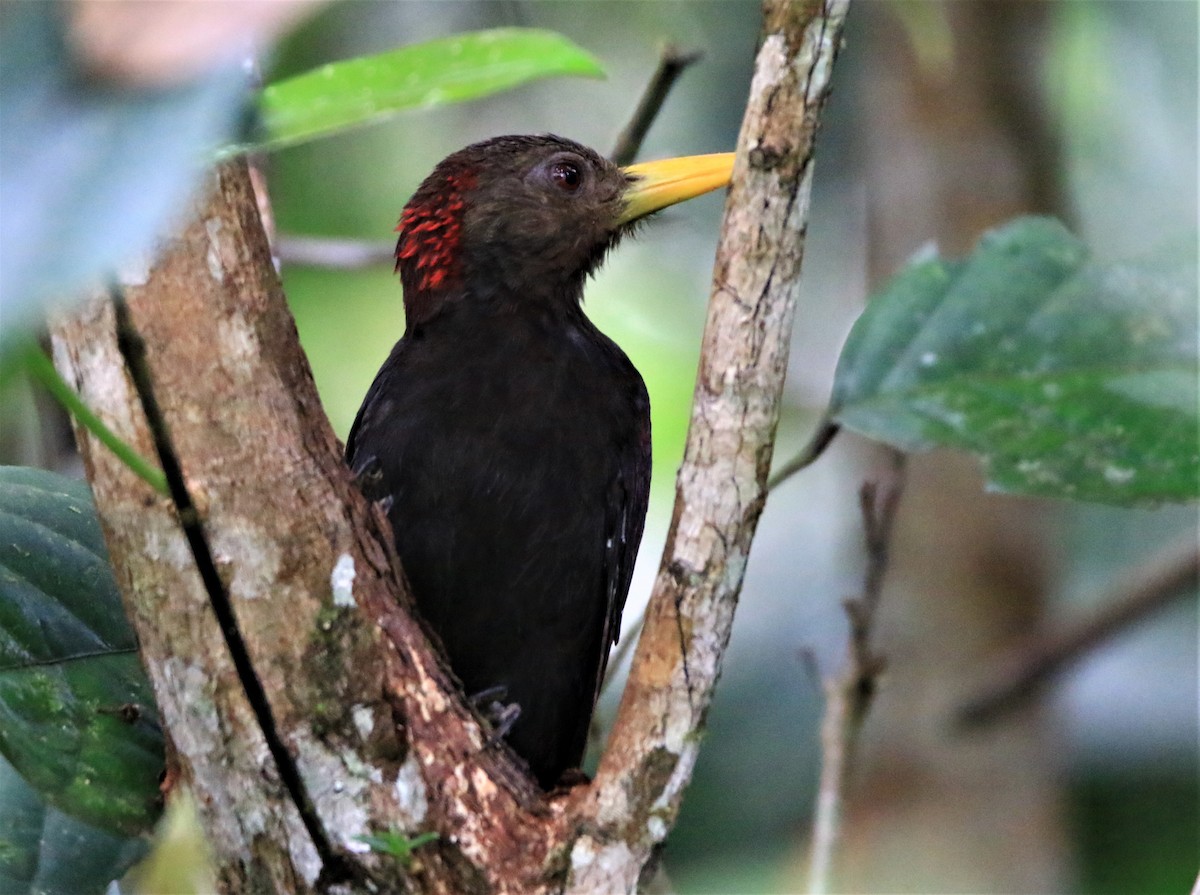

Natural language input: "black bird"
[346,135,732,788]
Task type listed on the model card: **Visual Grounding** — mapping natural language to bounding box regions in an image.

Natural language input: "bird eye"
[550,161,582,192]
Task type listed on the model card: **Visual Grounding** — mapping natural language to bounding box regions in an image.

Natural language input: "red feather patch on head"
[394,170,477,294]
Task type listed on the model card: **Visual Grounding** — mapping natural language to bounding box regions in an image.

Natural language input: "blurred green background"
[263,3,1197,893]
[1,2,1195,893]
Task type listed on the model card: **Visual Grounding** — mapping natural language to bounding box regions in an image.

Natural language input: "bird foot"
[468,684,509,708]
[352,455,381,486]
[468,686,522,746]
[482,702,521,747]
[351,456,392,511]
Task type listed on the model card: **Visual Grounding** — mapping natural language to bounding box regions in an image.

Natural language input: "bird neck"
[403,278,589,337]
[401,235,591,331]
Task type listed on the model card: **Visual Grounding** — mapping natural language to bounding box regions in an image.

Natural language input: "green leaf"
[254,28,605,153]
[0,752,146,895]
[0,467,163,837]
[17,344,169,496]
[357,829,438,865]
[830,217,1199,505]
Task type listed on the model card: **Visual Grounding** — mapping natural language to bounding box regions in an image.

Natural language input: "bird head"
[395,134,734,326]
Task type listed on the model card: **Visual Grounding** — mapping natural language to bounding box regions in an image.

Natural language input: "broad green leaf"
[255,28,605,153]
[0,752,146,895]
[0,467,163,836]
[830,217,1199,505]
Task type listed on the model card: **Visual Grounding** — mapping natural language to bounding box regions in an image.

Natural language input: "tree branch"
[953,535,1198,728]
[52,161,550,893]
[565,2,851,890]
[807,451,905,895]
[107,279,356,885]
[276,234,395,270]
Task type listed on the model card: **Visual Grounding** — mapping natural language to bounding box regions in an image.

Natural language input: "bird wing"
[345,367,375,469]
[344,341,404,491]
[593,378,651,707]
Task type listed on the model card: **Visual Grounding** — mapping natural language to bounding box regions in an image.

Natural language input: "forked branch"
[51,1,850,891]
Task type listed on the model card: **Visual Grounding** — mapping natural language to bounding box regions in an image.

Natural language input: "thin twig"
[808,449,906,895]
[954,534,1198,729]
[276,234,395,269]
[609,44,703,166]
[20,341,169,495]
[768,418,840,491]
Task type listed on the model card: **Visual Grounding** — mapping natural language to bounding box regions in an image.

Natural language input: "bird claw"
[353,455,386,494]
[351,457,395,513]
[482,701,522,748]
[468,685,522,747]
[468,684,509,708]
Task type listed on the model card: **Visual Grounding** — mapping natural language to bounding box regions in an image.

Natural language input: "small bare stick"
[954,534,1198,728]
[768,418,840,492]
[610,44,703,166]
[808,449,906,895]
[276,234,395,269]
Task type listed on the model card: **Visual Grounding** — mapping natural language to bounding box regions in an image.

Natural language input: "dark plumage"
[346,135,731,787]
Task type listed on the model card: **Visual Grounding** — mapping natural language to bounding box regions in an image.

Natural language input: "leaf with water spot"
[0,467,163,836]
[0,752,147,895]
[829,217,1199,505]
[253,28,605,153]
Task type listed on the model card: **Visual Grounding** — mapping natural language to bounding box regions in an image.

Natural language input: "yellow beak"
[617,152,735,226]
